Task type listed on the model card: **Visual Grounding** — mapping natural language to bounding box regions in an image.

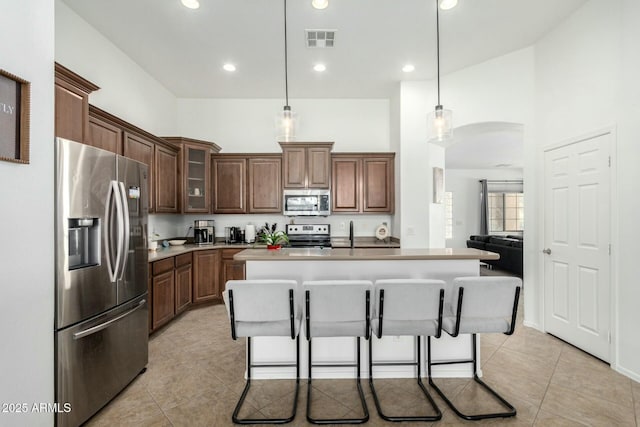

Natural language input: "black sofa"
[466,235,523,276]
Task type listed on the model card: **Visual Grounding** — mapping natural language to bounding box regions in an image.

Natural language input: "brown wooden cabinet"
[155,145,180,213]
[151,258,176,331]
[248,156,282,213]
[88,114,122,154]
[280,142,333,189]
[54,63,99,144]
[124,132,155,213]
[174,253,192,315]
[212,157,247,213]
[332,153,395,214]
[193,250,221,303]
[163,137,221,214]
[220,249,246,292]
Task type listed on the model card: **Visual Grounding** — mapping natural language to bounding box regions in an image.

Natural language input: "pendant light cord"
[284,0,290,108]
[436,0,441,106]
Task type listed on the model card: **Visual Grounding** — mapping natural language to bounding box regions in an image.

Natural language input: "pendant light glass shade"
[276,105,298,141]
[427,105,452,143]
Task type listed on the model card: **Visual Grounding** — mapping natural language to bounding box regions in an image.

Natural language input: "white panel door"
[543,132,611,361]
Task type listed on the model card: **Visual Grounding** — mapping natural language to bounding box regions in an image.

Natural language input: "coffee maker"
[194,220,215,245]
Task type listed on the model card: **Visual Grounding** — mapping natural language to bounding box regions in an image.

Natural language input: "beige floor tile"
[481,343,499,366]
[551,354,633,408]
[501,327,564,362]
[85,388,168,427]
[540,383,636,426]
[307,384,354,420]
[163,389,259,426]
[632,378,640,401]
[533,410,589,426]
[481,347,557,407]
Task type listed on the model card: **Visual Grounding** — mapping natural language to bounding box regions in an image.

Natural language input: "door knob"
[542,248,551,255]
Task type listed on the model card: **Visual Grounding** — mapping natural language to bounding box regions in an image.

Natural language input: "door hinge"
[608,156,611,167]
[609,244,611,255]
[608,331,611,343]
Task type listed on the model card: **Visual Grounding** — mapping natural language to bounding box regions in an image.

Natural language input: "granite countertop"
[148,243,261,262]
[233,247,500,261]
[331,237,400,248]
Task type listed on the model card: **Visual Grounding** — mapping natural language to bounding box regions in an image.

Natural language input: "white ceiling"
[61,0,586,99]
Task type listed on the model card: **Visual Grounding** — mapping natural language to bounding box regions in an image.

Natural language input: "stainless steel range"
[286,224,332,248]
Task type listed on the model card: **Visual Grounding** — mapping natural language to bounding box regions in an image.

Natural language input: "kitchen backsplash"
[149,213,393,241]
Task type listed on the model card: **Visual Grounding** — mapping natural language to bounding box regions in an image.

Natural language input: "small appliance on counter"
[375,223,390,242]
[245,224,256,243]
[194,220,214,245]
[225,226,242,243]
[286,224,332,248]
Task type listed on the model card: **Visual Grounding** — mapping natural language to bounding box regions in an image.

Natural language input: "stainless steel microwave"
[283,189,331,216]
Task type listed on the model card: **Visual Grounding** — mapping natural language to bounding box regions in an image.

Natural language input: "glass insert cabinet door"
[184,144,210,213]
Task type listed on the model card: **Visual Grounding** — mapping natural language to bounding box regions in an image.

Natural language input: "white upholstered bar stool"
[303,280,373,425]
[223,279,302,424]
[368,279,445,422]
[427,276,522,421]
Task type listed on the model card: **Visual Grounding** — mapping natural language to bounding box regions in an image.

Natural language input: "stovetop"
[286,224,332,248]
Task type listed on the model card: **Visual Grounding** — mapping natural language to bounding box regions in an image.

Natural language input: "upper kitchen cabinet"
[212,154,282,214]
[212,156,247,214]
[248,156,282,213]
[88,106,181,214]
[54,63,100,144]
[331,153,395,214]
[279,142,333,189]
[164,137,221,214]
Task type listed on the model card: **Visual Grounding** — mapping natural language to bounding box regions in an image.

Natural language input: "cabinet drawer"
[152,257,174,275]
[221,249,244,260]
[175,253,192,267]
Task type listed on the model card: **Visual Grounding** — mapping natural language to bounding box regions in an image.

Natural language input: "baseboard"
[522,320,540,330]
[615,364,640,383]
[250,364,474,380]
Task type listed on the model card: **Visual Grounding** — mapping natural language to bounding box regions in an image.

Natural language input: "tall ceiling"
[61,0,586,99]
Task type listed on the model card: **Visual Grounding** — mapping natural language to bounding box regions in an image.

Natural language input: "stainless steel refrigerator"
[55,138,149,427]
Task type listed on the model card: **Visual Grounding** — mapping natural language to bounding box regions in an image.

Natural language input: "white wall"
[616,0,640,383]
[533,0,640,381]
[55,0,177,136]
[445,168,524,248]
[176,98,390,153]
[0,1,55,426]
[398,47,534,249]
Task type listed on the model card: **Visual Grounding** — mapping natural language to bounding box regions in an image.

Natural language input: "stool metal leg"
[231,336,300,424]
[427,334,516,421]
[368,336,442,422]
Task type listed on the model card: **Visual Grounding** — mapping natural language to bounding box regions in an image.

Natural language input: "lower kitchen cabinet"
[220,249,246,291]
[193,250,221,303]
[174,253,192,315]
[150,258,176,331]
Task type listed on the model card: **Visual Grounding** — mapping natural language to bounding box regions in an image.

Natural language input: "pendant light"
[277,0,298,141]
[427,0,453,143]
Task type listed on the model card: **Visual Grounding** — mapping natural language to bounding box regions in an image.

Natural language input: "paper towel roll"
[245,224,256,243]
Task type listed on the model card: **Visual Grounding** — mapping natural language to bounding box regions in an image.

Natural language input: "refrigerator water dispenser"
[68,218,100,270]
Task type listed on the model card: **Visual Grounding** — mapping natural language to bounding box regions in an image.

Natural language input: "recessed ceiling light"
[402,64,415,73]
[439,0,458,10]
[181,0,200,9]
[311,0,328,10]
[313,63,326,72]
[223,63,236,72]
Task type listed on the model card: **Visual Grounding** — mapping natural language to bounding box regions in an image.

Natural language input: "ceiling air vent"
[306,30,336,48]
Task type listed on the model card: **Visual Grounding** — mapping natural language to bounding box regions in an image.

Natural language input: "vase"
[267,244,281,250]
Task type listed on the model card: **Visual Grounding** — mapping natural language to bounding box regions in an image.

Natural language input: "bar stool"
[368,279,445,422]
[427,276,522,421]
[303,280,372,425]
[223,279,301,424]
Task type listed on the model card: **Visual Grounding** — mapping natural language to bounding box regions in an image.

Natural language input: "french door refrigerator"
[55,138,149,427]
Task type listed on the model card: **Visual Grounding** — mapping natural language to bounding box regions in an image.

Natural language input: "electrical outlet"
[407,227,415,236]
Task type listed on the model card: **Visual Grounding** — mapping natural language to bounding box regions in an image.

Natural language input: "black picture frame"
[0,69,30,164]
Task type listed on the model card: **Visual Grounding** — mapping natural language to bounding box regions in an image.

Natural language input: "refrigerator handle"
[72,299,146,340]
[117,182,131,280]
[112,180,125,282]
[103,180,121,283]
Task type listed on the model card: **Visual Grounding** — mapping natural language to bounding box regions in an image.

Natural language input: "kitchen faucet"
[349,220,354,248]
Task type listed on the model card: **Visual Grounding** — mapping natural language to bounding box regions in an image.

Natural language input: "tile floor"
[87,282,640,426]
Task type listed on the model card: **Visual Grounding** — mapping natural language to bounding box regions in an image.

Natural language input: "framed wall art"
[0,69,30,164]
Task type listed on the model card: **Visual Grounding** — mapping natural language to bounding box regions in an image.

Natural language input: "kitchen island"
[233,247,499,379]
